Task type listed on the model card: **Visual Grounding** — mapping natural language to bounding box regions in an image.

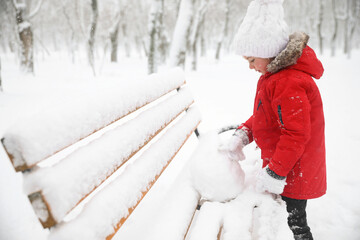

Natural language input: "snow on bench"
[185,192,285,240]
[133,132,288,240]
[49,107,201,240]
[2,68,186,171]
[1,68,201,239]
[23,87,195,227]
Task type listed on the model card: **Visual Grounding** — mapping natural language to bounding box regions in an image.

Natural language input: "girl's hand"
[256,165,287,194]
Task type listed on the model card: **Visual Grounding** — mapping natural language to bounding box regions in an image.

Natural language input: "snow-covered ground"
[1,49,360,239]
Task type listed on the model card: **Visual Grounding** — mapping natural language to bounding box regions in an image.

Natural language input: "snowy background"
[1,49,360,239]
[1,0,360,238]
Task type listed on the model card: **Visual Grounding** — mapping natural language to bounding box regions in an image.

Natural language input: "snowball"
[190,132,245,202]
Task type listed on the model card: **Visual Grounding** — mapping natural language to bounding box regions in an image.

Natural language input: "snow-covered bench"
[1,68,202,240]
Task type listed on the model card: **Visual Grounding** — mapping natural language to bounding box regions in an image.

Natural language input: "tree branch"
[28,0,44,19]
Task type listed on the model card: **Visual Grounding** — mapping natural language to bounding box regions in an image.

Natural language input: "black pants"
[281,196,313,240]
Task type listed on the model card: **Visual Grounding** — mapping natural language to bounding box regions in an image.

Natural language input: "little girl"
[221,0,327,239]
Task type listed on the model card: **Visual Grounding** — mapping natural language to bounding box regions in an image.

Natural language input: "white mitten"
[218,129,249,161]
[256,165,287,194]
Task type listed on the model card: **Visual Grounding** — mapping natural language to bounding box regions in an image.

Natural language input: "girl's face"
[244,57,271,75]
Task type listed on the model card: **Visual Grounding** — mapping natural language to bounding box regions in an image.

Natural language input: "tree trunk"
[190,0,208,70]
[109,5,125,63]
[158,2,169,65]
[331,0,338,56]
[0,58,2,92]
[148,0,164,74]
[110,20,120,62]
[344,0,349,55]
[200,16,206,57]
[318,0,324,55]
[215,0,230,60]
[168,0,196,68]
[62,5,76,63]
[345,0,358,58]
[88,0,98,75]
[14,2,34,73]
[122,23,131,57]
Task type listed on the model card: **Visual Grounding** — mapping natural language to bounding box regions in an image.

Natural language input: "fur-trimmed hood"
[267,32,324,79]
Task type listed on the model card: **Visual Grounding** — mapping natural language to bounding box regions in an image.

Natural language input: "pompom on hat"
[233,0,289,58]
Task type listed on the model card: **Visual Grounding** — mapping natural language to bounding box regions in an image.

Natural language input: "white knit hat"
[233,0,289,58]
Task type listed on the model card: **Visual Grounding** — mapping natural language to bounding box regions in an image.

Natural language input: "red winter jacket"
[240,33,326,199]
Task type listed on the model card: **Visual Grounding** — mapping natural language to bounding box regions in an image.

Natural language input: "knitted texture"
[233,0,289,58]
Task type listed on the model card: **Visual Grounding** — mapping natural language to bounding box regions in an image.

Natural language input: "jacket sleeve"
[268,76,312,177]
[237,115,254,144]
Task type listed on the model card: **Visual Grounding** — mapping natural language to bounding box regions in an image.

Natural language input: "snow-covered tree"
[62,3,77,63]
[344,0,360,58]
[190,0,209,70]
[215,0,230,60]
[1,0,360,75]
[88,0,98,75]
[109,2,125,63]
[10,0,44,73]
[168,0,196,68]
[330,0,339,56]
[148,0,165,74]
[0,58,2,92]
[317,0,325,54]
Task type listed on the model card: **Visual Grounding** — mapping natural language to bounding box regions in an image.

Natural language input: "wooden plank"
[27,104,194,228]
[47,107,201,240]
[106,121,201,240]
[183,202,201,240]
[25,90,195,228]
[217,225,223,240]
[28,192,56,228]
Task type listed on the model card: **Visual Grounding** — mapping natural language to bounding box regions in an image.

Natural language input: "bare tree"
[199,15,207,57]
[110,8,124,62]
[11,0,43,73]
[75,0,87,39]
[348,0,360,56]
[148,0,165,74]
[331,0,339,56]
[62,4,77,63]
[168,0,196,68]
[215,0,230,60]
[318,0,325,54]
[0,58,2,92]
[344,0,359,58]
[190,0,209,70]
[88,0,98,75]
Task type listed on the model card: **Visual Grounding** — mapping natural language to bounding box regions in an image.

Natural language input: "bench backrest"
[1,68,201,240]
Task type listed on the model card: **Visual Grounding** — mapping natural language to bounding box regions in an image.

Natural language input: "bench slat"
[145,179,201,240]
[185,202,224,240]
[2,68,186,171]
[24,88,195,227]
[48,107,201,240]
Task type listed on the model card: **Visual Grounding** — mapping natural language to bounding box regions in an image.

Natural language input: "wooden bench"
[1,68,202,240]
[1,68,286,240]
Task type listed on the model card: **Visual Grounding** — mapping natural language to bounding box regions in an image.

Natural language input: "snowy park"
[1,0,360,239]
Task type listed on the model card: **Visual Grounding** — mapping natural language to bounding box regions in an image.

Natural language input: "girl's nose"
[249,63,254,69]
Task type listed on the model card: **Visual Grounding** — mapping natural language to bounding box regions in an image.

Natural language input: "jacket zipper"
[278,105,284,125]
[257,100,262,111]
[257,99,268,123]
